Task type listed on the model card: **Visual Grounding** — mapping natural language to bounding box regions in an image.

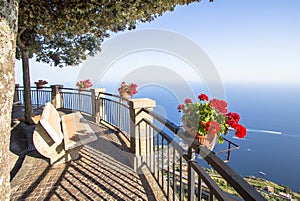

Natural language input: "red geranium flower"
[206,121,220,135]
[210,99,228,114]
[118,82,138,96]
[177,104,185,111]
[234,124,246,138]
[178,92,247,146]
[198,94,209,101]
[76,79,93,89]
[184,98,193,104]
[226,112,240,127]
[205,121,211,131]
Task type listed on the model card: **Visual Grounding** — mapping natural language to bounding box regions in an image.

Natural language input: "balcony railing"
[60,87,93,114]
[14,85,266,201]
[14,85,52,107]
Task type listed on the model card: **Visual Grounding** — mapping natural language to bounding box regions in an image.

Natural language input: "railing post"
[188,146,196,201]
[129,98,156,171]
[51,85,63,109]
[13,84,20,104]
[36,87,39,108]
[91,88,106,123]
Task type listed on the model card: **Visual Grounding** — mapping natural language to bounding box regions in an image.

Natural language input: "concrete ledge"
[129,98,156,109]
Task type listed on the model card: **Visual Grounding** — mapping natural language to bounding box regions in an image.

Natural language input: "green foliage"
[284,185,292,194]
[17,0,203,67]
[208,170,297,201]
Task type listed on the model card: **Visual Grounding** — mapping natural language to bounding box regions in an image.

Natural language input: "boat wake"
[246,128,282,135]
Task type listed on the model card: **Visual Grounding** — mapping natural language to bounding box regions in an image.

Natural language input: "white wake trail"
[246,128,282,135]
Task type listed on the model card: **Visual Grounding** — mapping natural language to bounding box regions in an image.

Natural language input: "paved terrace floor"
[10,105,166,201]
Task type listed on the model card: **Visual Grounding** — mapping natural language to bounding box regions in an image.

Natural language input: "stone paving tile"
[10,106,167,201]
[10,120,165,201]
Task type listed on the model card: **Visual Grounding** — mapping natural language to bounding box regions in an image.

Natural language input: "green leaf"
[218,136,224,144]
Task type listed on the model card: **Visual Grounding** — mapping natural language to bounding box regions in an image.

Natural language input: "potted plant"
[118,82,138,99]
[34,80,48,89]
[76,79,93,91]
[177,93,246,150]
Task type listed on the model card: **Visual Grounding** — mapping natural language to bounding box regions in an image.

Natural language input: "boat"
[259,171,266,176]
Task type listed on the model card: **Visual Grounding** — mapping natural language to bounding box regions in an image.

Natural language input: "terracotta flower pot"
[196,135,207,145]
[120,92,131,100]
[183,125,217,151]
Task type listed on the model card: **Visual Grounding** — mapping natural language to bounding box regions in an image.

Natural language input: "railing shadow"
[10,123,151,200]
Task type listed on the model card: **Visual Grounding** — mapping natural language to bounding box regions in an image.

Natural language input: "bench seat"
[33,102,97,165]
[62,112,97,150]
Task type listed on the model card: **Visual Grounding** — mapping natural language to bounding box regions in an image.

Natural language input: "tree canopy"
[17,0,203,67]
[17,0,214,123]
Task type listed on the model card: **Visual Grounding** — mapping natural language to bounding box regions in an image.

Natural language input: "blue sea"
[130,82,300,191]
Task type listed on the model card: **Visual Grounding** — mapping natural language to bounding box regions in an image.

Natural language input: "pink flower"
[210,99,228,114]
[118,82,138,96]
[206,121,220,135]
[184,98,193,104]
[76,79,93,89]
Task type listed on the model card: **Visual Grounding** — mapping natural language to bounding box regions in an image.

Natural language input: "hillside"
[206,168,300,201]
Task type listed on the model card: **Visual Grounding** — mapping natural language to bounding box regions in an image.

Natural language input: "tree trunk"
[17,29,34,125]
[0,0,18,200]
[21,48,34,125]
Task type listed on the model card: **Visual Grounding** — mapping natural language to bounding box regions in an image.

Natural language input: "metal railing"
[135,108,266,201]
[14,86,93,114]
[60,87,93,114]
[14,86,266,200]
[96,92,131,140]
[14,86,52,108]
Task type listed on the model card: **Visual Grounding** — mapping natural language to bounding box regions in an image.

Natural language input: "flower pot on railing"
[119,92,131,100]
[35,79,48,89]
[178,93,247,153]
[118,82,137,101]
[79,88,86,92]
[183,125,217,151]
[37,84,44,89]
[76,79,93,92]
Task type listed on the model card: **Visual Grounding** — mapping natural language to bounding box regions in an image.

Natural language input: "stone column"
[50,85,63,109]
[90,88,106,123]
[129,98,156,171]
[13,84,20,104]
[0,0,18,199]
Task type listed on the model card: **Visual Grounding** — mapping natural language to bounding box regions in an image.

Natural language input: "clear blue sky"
[15,0,300,85]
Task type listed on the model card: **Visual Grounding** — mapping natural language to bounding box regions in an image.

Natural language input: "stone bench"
[33,102,97,165]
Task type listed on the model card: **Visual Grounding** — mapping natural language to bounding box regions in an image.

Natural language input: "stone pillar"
[50,85,63,109]
[0,0,18,199]
[90,88,106,123]
[129,98,156,171]
[13,84,20,104]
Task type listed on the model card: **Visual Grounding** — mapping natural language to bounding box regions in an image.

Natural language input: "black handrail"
[97,92,131,138]
[138,108,266,201]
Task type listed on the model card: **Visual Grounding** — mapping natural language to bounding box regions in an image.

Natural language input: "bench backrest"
[40,102,64,143]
